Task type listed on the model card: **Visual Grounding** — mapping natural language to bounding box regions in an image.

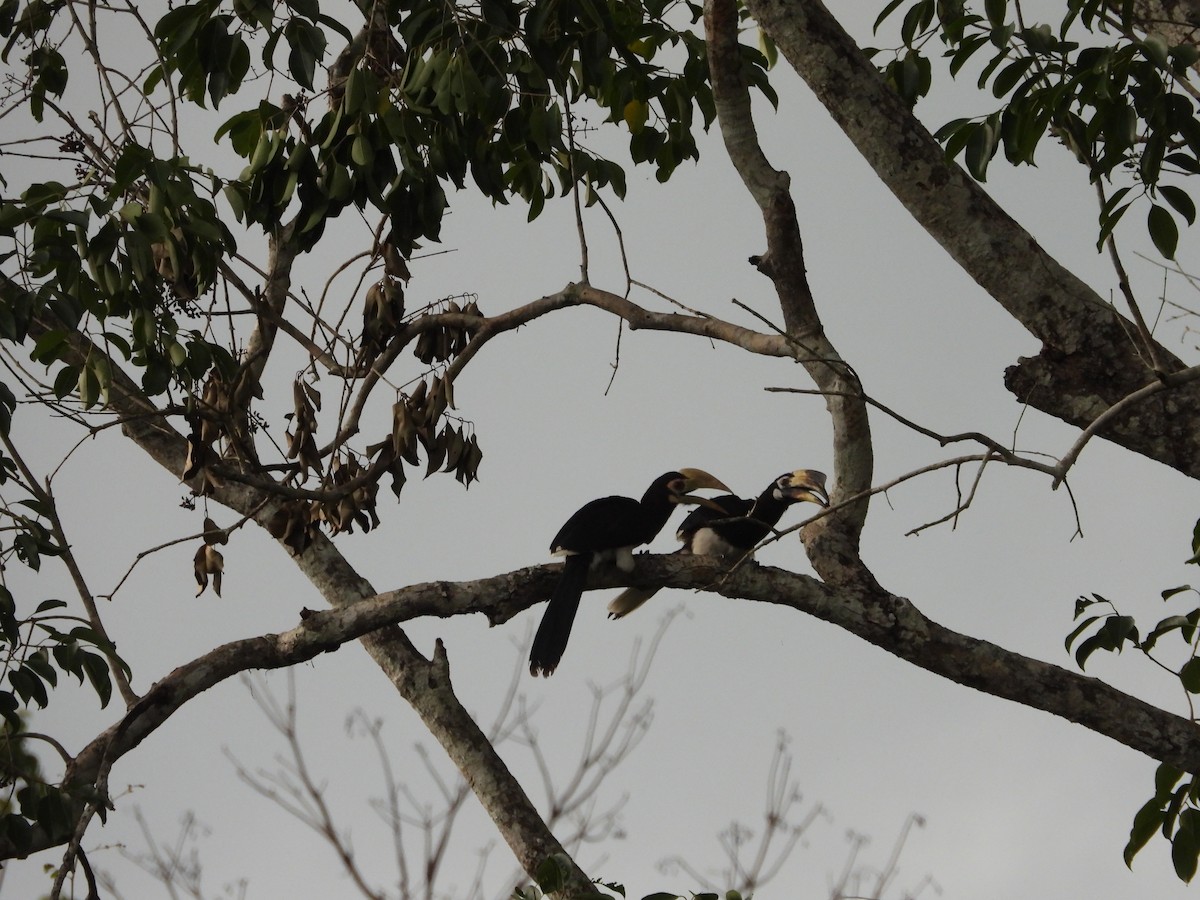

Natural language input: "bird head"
[667,468,731,508]
[777,469,830,507]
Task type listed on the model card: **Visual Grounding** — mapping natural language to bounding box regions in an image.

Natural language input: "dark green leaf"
[1126,796,1166,867]
[1142,613,1195,650]
[1148,203,1179,258]
[1141,34,1170,68]
[965,117,998,181]
[534,855,570,892]
[992,56,1033,98]
[29,328,67,364]
[286,0,319,19]
[1156,764,1187,799]
[80,650,113,707]
[1159,185,1197,225]
[1181,658,1200,693]
[1064,614,1102,652]
[873,0,909,32]
[8,666,48,708]
[1173,811,1200,881]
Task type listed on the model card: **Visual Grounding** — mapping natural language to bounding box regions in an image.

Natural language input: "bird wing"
[549,495,645,554]
[676,494,753,539]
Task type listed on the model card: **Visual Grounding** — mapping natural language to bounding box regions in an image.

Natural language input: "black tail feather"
[530,553,591,676]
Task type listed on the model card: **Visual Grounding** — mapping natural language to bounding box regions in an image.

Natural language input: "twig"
[1052,363,1200,487]
[1097,181,1167,374]
[566,96,589,283]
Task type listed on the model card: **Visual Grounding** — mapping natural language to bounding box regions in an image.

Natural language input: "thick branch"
[705,0,874,577]
[747,0,1200,479]
[7,552,1197,864]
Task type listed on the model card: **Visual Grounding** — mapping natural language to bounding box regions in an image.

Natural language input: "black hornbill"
[529,468,730,676]
[606,469,829,620]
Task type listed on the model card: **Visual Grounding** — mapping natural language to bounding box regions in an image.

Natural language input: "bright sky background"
[5,2,1200,899]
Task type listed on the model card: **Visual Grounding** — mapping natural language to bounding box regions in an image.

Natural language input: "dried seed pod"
[408,378,428,414]
[202,517,228,545]
[424,428,446,477]
[194,542,225,597]
[442,424,464,473]
[382,242,411,281]
[413,326,438,364]
[425,375,447,425]
[387,456,407,498]
[456,435,483,487]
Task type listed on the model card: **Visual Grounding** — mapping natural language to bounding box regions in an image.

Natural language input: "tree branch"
[748,0,1200,480]
[705,0,874,582]
[8,551,1200,859]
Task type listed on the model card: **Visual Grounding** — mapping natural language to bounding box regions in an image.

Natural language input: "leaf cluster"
[0,588,128,855]
[1064,516,1200,881]
[872,0,1200,257]
[0,715,91,859]
[186,0,775,251]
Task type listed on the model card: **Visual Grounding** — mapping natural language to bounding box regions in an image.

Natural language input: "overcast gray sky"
[5,2,1200,898]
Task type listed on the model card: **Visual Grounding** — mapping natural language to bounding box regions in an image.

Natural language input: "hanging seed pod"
[382,241,411,281]
[425,374,447,425]
[413,325,439,364]
[352,481,380,531]
[442,424,465,473]
[408,378,428,418]
[456,434,483,486]
[424,427,446,477]
[387,456,407,498]
[267,501,316,556]
[193,542,225,596]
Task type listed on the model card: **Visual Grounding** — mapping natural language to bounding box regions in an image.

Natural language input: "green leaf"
[285,18,326,89]
[872,0,909,32]
[1148,203,1179,259]
[965,117,999,181]
[1141,34,1170,68]
[8,666,48,709]
[1181,658,1200,693]
[80,650,113,707]
[1126,797,1166,867]
[286,0,319,19]
[1064,614,1102,652]
[1156,764,1187,799]
[534,855,570,892]
[1159,185,1196,226]
[992,56,1033,98]
[1173,810,1200,881]
[900,0,935,47]
[29,328,67,364]
[1142,613,1195,650]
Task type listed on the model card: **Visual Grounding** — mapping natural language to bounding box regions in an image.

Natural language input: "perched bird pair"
[529,468,830,676]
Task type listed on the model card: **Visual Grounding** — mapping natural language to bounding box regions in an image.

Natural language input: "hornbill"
[606,469,829,620]
[529,468,730,676]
